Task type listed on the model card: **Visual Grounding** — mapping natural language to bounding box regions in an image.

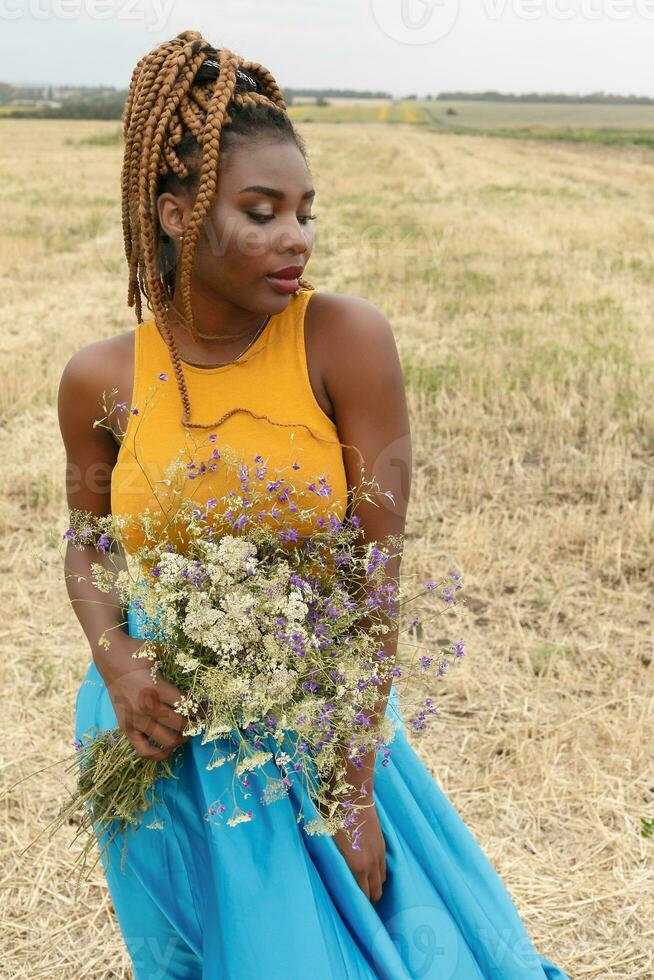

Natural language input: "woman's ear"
[157,193,189,240]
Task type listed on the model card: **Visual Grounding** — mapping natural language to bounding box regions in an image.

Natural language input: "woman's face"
[158,136,317,315]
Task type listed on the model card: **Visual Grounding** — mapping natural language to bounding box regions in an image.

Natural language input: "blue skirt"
[75,601,570,980]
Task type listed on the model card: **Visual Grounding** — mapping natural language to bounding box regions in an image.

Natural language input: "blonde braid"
[178,48,239,339]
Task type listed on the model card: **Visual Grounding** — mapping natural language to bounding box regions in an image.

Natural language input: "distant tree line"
[0,82,397,118]
[6,97,128,119]
[437,91,654,105]
[284,87,392,100]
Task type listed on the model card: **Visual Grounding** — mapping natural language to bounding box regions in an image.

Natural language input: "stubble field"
[0,119,653,977]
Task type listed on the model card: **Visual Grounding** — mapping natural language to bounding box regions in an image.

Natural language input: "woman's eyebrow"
[238,185,315,201]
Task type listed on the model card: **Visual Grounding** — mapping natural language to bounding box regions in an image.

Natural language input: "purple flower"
[419,655,433,669]
[97,533,111,553]
[306,476,332,497]
[443,588,454,604]
[365,544,390,576]
[63,528,75,541]
[453,639,466,658]
[425,580,436,591]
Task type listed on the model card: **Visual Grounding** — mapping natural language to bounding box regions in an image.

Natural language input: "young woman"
[59,30,569,980]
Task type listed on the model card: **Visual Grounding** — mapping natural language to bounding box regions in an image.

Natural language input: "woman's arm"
[59,346,127,659]
[314,293,413,901]
[58,345,190,761]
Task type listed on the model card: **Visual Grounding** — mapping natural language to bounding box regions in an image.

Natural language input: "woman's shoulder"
[60,328,135,380]
[306,290,401,384]
[58,328,137,443]
[307,290,395,338]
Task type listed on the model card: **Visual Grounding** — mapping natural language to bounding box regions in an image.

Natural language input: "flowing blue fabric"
[74,599,570,980]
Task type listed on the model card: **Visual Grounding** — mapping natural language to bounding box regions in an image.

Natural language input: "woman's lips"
[266,274,300,295]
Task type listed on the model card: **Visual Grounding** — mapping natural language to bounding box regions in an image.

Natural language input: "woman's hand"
[332,798,388,904]
[95,634,191,762]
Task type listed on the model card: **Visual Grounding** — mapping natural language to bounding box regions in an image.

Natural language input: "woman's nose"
[274,218,310,255]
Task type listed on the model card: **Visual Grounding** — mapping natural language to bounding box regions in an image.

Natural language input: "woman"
[59,30,569,979]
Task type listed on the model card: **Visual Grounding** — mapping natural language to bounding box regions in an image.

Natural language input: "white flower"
[215,535,258,577]
[284,590,309,623]
[227,812,254,827]
[156,552,190,587]
[236,749,273,775]
[251,666,298,705]
[174,652,201,673]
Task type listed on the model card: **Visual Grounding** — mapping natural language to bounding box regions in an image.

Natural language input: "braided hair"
[121,30,364,470]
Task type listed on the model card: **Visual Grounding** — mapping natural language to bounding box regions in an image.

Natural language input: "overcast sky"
[1,0,652,97]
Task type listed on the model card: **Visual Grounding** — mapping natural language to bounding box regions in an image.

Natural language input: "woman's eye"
[246,212,318,226]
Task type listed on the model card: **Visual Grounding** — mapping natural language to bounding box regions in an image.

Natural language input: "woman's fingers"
[127,708,186,754]
[134,682,190,733]
[152,676,187,711]
[153,701,192,737]
[355,871,371,901]
[128,728,174,761]
[368,868,384,904]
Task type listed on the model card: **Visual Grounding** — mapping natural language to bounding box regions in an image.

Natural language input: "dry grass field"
[1,118,653,977]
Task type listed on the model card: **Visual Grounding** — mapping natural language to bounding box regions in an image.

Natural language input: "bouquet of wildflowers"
[47,385,466,878]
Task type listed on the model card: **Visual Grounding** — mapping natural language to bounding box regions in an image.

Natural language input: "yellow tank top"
[111,289,349,556]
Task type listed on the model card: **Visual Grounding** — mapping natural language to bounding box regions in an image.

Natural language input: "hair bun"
[177,30,203,43]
